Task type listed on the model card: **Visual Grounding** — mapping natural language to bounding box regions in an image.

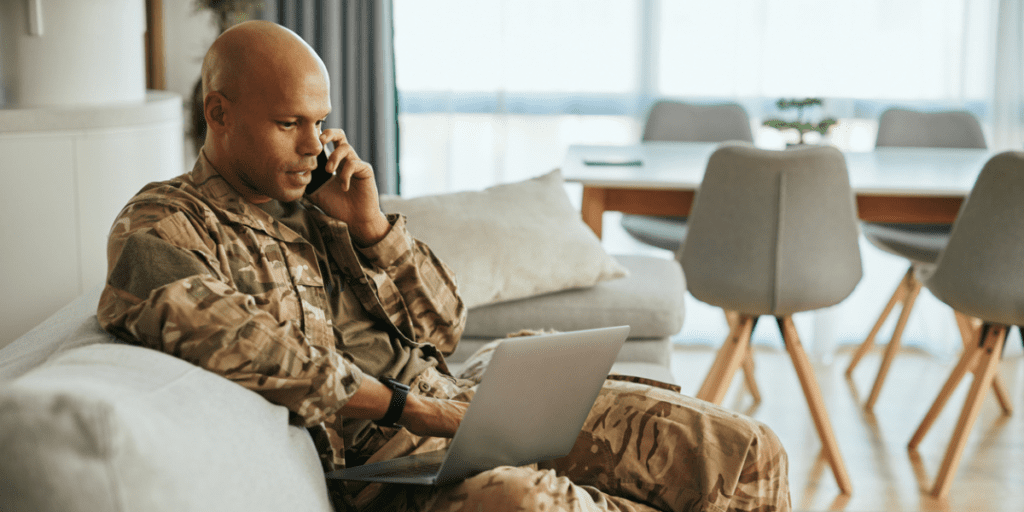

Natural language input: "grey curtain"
[263,0,400,194]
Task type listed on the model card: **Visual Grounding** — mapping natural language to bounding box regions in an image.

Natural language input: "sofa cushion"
[464,254,685,339]
[380,169,628,308]
[0,342,332,512]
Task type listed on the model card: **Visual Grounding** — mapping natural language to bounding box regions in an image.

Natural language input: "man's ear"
[204,91,229,132]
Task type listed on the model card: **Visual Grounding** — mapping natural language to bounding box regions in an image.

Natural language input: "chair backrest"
[681,144,862,316]
[642,100,754,143]
[925,151,1024,326]
[875,108,987,149]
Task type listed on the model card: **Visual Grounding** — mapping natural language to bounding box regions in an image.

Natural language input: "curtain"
[393,0,645,196]
[991,0,1024,151]
[394,0,1020,198]
[264,0,400,195]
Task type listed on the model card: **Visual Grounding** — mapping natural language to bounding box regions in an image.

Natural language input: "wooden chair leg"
[931,325,1007,499]
[955,312,1013,415]
[846,267,912,377]
[697,315,755,405]
[988,366,1014,415]
[865,276,922,410]
[697,317,739,400]
[724,310,740,330]
[907,335,982,451]
[777,316,853,495]
[724,310,761,403]
[741,351,761,404]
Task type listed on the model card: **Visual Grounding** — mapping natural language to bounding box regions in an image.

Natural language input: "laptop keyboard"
[371,459,443,478]
[361,449,447,478]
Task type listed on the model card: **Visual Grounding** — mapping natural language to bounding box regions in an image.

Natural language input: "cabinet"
[0,91,183,347]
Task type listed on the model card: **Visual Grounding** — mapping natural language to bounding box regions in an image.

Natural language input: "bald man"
[99,21,790,512]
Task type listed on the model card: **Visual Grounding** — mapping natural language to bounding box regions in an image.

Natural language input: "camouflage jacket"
[98,153,466,468]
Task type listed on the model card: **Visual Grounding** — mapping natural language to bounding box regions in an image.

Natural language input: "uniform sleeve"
[322,213,466,354]
[98,201,364,427]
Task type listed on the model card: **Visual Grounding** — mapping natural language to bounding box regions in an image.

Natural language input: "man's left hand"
[306,128,391,246]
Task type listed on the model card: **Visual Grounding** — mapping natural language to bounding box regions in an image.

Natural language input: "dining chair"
[620,100,754,252]
[905,151,1024,499]
[845,108,1012,414]
[680,143,861,494]
[623,101,763,401]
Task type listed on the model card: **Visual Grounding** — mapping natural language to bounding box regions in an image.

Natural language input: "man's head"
[201,21,331,204]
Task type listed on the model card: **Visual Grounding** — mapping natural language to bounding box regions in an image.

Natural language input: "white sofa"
[0,286,336,511]
[0,250,684,511]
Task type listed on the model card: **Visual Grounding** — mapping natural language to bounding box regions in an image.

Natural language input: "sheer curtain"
[992,0,1024,151]
[393,0,646,197]
[394,0,1020,197]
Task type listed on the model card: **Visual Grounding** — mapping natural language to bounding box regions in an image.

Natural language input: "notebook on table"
[326,325,629,486]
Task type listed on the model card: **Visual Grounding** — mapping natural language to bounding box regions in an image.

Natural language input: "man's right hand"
[399,394,469,438]
[339,377,468,438]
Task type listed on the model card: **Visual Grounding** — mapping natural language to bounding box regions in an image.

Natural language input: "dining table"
[561,141,995,238]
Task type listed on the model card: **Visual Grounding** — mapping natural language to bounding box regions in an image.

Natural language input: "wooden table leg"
[581,186,607,239]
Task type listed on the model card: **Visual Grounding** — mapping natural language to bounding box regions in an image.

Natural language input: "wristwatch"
[375,378,410,428]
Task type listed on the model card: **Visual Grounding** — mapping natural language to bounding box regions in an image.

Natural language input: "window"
[394,0,999,196]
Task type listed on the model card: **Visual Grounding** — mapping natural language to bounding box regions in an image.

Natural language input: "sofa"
[0,170,686,511]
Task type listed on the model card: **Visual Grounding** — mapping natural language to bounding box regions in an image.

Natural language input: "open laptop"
[326,325,629,486]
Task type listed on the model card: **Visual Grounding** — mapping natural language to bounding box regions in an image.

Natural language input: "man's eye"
[279,121,296,129]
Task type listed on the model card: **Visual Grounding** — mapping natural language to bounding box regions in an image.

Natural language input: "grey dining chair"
[906,151,1024,499]
[620,100,754,252]
[681,143,861,494]
[845,108,1012,414]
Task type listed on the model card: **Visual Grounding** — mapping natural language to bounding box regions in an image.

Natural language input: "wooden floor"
[670,344,1024,512]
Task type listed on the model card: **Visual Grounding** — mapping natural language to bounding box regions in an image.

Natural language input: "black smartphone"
[305,144,333,195]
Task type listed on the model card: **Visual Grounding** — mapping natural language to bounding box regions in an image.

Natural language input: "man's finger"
[329,143,357,177]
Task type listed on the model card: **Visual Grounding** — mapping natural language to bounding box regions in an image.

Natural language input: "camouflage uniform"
[99,154,790,512]
[348,344,790,512]
[99,153,465,474]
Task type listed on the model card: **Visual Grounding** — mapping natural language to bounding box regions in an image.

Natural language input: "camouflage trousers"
[341,342,791,512]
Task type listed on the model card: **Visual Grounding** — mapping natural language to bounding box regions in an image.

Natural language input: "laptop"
[326,325,630,486]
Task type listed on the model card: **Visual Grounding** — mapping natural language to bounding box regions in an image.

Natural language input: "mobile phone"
[305,144,333,195]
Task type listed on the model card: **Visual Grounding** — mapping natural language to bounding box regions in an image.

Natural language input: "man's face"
[225,70,332,204]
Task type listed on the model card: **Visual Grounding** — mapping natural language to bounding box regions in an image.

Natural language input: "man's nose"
[300,125,323,156]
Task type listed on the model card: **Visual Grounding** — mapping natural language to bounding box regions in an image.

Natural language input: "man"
[99,20,790,511]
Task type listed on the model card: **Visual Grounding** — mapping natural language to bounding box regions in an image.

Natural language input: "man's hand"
[306,129,391,246]
[341,377,468,438]
[399,395,470,438]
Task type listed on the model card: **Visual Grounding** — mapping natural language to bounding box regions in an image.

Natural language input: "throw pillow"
[379,169,628,308]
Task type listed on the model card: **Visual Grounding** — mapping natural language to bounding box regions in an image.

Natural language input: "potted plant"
[762,98,837,145]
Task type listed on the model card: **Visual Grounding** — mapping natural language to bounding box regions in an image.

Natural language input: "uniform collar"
[190,149,308,244]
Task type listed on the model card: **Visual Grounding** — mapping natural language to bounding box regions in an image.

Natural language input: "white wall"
[162,4,220,168]
[0,6,215,349]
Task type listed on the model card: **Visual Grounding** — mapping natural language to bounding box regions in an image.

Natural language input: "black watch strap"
[375,378,410,428]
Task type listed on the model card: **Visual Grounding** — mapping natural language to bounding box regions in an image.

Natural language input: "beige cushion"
[380,169,628,308]
[464,255,685,339]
